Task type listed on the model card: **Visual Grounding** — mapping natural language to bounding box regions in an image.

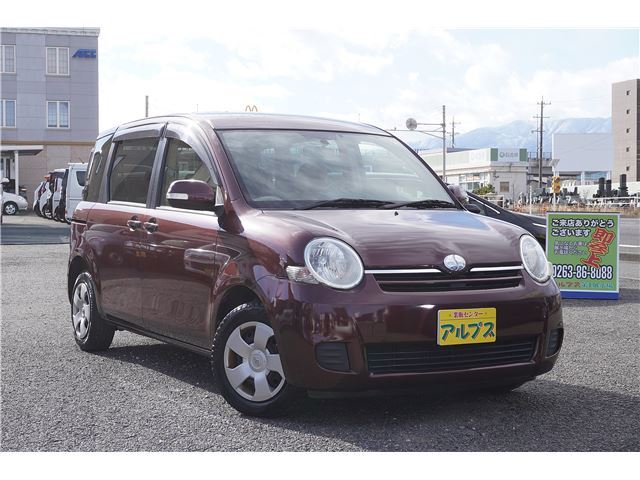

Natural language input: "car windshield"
[218,129,455,210]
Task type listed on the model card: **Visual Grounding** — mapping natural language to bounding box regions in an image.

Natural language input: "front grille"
[366,337,536,374]
[372,266,523,292]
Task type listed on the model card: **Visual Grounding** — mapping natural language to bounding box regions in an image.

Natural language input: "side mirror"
[166,180,224,214]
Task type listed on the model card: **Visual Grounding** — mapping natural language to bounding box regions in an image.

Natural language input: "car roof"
[104,112,391,136]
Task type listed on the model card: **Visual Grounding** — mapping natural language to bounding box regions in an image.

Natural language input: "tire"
[3,201,18,215]
[34,205,42,217]
[211,302,299,416]
[71,272,115,352]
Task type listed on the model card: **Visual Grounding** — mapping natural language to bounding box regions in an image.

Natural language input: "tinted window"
[76,170,86,187]
[84,135,112,202]
[109,138,158,204]
[159,139,216,206]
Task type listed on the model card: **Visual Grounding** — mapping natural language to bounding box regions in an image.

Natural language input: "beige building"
[612,79,639,182]
[0,27,99,199]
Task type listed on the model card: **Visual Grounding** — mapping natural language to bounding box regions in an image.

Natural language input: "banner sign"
[546,212,620,299]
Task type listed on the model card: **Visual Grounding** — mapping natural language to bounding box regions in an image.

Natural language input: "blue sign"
[73,49,96,59]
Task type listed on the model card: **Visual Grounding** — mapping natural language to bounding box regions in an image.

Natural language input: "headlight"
[288,237,363,289]
[519,235,551,283]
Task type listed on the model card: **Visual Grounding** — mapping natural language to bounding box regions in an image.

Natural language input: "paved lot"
[1,213,70,245]
[1,243,638,451]
[619,217,640,261]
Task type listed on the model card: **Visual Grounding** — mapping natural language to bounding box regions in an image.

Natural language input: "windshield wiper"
[301,198,394,210]
[381,199,457,210]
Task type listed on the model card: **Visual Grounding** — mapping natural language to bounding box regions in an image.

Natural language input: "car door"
[138,123,221,348]
[89,124,163,325]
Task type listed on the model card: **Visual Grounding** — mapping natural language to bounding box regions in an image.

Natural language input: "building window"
[627,90,631,95]
[626,147,631,152]
[47,101,70,128]
[0,45,16,73]
[0,100,16,127]
[46,47,69,75]
[626,166,630,171]
[626,109,631,114]
[499,181,509,193]
[627,128,631,133]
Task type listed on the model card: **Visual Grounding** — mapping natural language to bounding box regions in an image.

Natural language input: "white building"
[419,147,552,201]
[551,133,612,184]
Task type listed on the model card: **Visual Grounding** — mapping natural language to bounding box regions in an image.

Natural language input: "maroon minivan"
[68,113,563,415]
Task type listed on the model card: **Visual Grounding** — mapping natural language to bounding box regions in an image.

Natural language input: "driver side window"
[159,139,216,206]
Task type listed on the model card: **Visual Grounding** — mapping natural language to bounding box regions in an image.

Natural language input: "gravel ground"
[1,244,638,451]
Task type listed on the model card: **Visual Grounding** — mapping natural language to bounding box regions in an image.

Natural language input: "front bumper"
[258,272,563,391]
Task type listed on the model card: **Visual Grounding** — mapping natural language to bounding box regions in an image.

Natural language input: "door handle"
[127,218,143,230]
[144,218,158,233]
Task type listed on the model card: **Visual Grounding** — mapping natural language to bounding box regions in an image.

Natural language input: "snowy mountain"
[400,117,611,153]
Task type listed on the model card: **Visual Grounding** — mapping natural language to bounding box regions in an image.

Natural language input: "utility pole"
[533,96,550,187]
[450,117,461,148]
[145,95,149,118]
[404,107,448,179]
[442,105,447,181]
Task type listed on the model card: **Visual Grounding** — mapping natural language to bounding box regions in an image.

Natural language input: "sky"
[3,1,639,134]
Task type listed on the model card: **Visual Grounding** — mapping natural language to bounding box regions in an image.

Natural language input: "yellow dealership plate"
[437,308,497,346]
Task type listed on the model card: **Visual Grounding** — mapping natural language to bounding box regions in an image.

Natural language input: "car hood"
[261,209,527,268]
[515,212,546,224]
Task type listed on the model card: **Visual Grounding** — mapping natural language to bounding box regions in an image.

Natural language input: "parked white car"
[38,179,53,217]
[64,163,87,222]
[33,181,46,216]
[2,190,29,215]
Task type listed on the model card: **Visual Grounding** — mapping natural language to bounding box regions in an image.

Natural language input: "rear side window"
[84,135,112,202]
[109,138,158,204]
[76,170,86,186]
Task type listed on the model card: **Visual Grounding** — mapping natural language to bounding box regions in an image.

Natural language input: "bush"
[473,184,495,196]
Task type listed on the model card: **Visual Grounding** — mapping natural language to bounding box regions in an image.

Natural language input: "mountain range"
[399,117,612,153]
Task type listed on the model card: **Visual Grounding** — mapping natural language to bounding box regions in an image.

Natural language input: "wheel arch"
[213,284,264,334]
[67,255,91,303]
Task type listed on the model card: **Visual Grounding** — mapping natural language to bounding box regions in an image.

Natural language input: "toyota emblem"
[443,254,466,272]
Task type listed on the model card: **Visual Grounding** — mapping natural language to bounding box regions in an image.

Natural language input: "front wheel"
[211,302,298,416]
[71,272,115,351]
[3,201,18,215]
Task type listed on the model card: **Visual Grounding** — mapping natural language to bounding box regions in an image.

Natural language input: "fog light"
[315,343,350,372]
[546,328,563,357]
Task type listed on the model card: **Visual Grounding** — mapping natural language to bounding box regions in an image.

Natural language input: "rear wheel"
[71,272,115,351]
[212,302,298,416]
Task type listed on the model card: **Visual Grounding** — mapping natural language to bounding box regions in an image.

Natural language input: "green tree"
[473,184,495,196]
